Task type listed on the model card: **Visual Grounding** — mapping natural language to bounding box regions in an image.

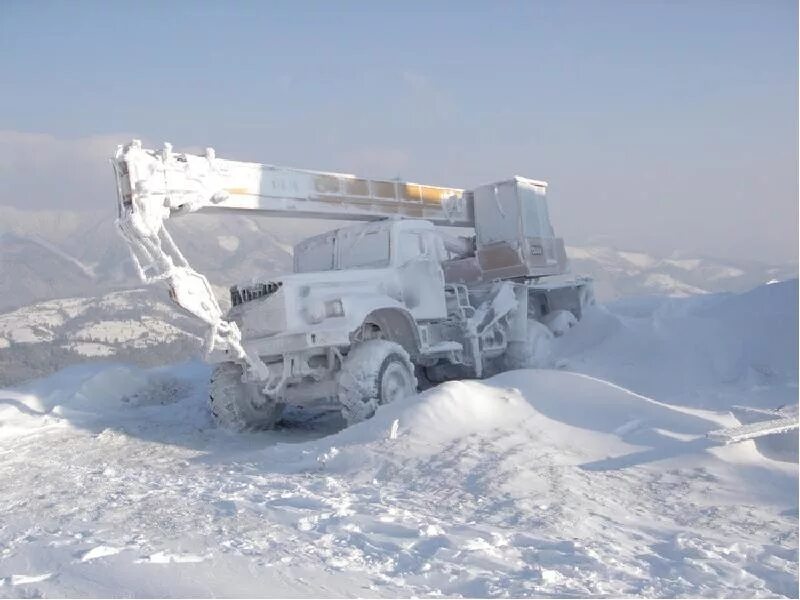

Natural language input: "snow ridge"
[0,281,796,597]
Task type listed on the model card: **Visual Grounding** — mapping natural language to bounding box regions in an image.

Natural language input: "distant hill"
[0,205,795,385]
[567,245,797,301]
[1,205,794,310]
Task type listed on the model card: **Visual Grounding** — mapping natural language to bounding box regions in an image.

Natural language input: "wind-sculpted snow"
[554,279,799,411]
[0,283,796,597]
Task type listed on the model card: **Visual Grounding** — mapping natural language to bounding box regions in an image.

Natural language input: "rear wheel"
[541,309,577,337]
[504,319,554,370]
[209,362,284,430]
[337,340,418,425]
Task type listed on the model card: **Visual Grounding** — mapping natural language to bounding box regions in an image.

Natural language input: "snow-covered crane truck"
[112,140,593,429]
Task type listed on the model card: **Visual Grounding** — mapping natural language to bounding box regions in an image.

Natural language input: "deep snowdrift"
[554,279,798,411]
[0,282,797,597]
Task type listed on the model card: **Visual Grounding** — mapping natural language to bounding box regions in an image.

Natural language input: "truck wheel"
[541,309,578,337]
[504,319,554,370]
[209,362,284,431]
[337,340,418,425]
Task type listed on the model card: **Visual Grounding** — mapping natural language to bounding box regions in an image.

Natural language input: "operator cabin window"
[522,188,554,238]
[339,229,390,269]
[397,232,425,265]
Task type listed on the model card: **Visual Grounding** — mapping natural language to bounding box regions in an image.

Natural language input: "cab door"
[396,229,447,320]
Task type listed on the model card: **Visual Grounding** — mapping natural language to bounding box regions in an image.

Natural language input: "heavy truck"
[112,140,594,429]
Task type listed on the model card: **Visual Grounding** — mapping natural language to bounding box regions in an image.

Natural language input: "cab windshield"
[295,227,391,273]
[338,228,390,269]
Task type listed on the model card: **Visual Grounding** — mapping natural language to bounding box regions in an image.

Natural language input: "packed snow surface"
[0,282,797,597]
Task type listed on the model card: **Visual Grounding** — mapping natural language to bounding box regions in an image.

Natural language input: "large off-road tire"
[504,319,554,370]
[209,362,284,431]
[541,309,578,337]
[337,340,418,425]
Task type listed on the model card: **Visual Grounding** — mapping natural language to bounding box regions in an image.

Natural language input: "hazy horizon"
[1,1,797,263]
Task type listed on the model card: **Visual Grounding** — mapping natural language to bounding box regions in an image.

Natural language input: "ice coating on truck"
[112,141,593,429]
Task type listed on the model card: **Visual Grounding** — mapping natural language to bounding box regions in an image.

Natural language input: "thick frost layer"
[0,282,796,597]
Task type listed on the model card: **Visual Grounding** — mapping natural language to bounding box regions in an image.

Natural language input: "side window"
[339,229,390,269]
[426,232,447,262]
[474,182,520,245]
[397,232,424,265]
[295,234,335,273]
[522,189,554,238]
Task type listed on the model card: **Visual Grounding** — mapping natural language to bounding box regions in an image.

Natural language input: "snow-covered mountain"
[0,232,102,310]
[0,206,300,311]
[0,289,205,386]
[567,245,797,301]
[0,205,796,386]
[0,281,795,597]
[1,206,795,311]
[0,207,303,384]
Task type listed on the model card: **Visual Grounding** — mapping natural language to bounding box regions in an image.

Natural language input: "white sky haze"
[0,1,797,263]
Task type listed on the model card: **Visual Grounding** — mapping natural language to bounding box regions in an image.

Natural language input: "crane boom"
[114,140,473,226]
[111,140,475,376]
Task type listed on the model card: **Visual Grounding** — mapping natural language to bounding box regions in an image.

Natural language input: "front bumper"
[241,328,352,359]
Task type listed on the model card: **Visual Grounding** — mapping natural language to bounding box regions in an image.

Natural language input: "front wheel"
[337,340,418,425]
[209,362,285,431]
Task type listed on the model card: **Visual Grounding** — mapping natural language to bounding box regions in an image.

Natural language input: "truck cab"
[293,218,448,321]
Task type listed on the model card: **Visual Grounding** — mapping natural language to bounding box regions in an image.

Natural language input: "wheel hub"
[381,362,414,404]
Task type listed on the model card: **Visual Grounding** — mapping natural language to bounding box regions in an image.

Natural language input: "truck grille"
[230,282,282,307]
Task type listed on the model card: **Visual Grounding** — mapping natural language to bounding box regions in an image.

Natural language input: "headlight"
[324,299,344,318]
[304,298,344,324]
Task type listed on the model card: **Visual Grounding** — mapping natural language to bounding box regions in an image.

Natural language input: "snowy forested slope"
[0,290,205,386]
[0,282,797,597]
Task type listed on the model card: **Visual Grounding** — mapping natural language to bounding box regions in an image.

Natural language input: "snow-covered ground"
[0,282,797,597]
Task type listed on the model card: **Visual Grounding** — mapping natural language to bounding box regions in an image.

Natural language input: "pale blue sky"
[0,0,797,262]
